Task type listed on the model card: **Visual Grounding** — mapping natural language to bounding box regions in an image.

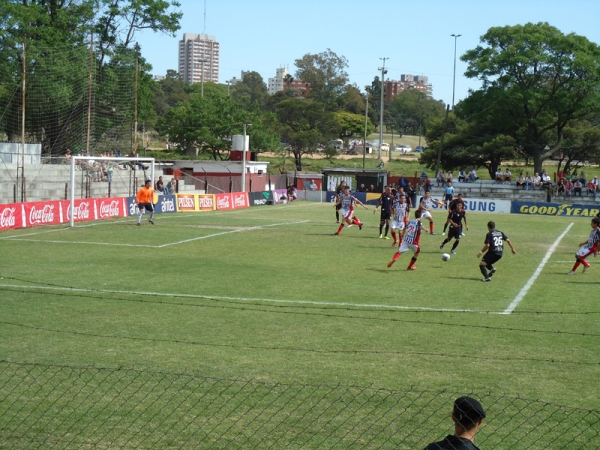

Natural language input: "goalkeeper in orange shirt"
[135,179,155,226]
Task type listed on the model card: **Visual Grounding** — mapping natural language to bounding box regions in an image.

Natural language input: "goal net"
[69,155,155,227]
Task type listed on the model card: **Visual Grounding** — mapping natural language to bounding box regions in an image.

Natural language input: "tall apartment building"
[385,74,433,103]
[178,33,220,84]
[268,67,288,95]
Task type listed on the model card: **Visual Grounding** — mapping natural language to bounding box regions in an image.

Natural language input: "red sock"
[407,256,417,269]
[392,252,400,262]
[353,216,361,226]
[572,261,581,271]
[582,259,590,268]
[429,222,434,233]
[337,224,344,234]
[398,234,403,245]
[391,231,396,241]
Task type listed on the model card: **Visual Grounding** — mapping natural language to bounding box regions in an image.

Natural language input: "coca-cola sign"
[98,200,122,218]
[216,194,232,210]
[24,201,63,227]
[67,201,92,222]
[176,195,196,211]
[0,206,18,229]
[233,193,249,209]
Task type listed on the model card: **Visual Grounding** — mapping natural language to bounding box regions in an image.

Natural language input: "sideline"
[502,222,574,314]
[0,283,479,313]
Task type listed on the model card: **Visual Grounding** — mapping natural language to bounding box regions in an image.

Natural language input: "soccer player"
[373,186,394,239]
[444,181,455,209]
[439,202,468,254]
[135,179,155,226]
[442,193,465,235]
[568,217,600,275]
[333,181,347,223]
[390,193,410,246]
[387,209,428,271]
[477,221,516,282]
[333,186,368,236]
[418,190,437,235]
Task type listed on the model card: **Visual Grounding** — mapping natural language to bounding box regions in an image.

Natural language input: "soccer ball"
[442,253,451,261]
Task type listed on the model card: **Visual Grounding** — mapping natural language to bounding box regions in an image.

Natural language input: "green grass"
[1,204,599,447]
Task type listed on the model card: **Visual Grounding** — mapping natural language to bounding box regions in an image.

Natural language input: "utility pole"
[363,86,369,170]
[378,58,388,160]
[451,34,461,111]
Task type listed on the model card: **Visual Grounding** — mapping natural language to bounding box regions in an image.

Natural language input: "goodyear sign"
[512,201,600,217]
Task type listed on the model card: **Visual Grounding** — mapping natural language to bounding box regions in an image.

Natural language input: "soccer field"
[1,201,598,448]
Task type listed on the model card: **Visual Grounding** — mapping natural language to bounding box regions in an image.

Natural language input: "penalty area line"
[0,283,477,313]
[502,222,574,315]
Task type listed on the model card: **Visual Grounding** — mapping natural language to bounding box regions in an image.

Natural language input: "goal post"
[69,155,155,227]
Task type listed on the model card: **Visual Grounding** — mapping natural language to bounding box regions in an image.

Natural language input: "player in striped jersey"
[568,217,600,274]
[418,191,437,235]
[334,181,347,223]
[387,210,428,270]
[333,186,368,236]
[390,194,410,246]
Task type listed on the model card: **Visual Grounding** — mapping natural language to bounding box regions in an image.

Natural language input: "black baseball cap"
[454,396,486,427]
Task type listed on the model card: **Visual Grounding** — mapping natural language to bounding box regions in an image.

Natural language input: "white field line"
[502,222,574,315]
[0,283,479,313]
[156,220,310,247]
[0,201,320,240]
[4,220,311,248]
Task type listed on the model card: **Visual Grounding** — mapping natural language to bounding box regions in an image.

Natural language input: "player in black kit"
[442,193,465,235]
[334,181,347,223]
[374,186,394,239]
[477,221,516,282]
[439,202,468,254]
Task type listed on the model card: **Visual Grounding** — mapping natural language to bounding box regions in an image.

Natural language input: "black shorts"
[449,227,462,239]
[138,202,154,212]
[335,203,342,210]
[380,209,391,221]
[482,252,502,266]
[445,194,453,202]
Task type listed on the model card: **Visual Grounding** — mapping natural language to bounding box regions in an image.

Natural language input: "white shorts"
[576,245,596,258]
[398,241,419,254]
[342,208,354,220]
[420,210,432,220]
[392,219,406,230]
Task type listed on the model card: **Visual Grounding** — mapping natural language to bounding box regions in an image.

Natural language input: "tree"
[276,99,340,170]
[462,22,600,174]
[388,90,444,136]
[294,49,349,109]
[232,71,269,109]
[334,111,373,141]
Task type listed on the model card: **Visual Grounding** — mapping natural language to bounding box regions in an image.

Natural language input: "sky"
[135,0,600,107]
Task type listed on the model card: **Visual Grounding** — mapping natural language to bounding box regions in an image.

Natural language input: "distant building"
[178,33,220,84]
[268,67,289,95]
[228,71,250,86]
[290,79,310,99]
[385,74,433,103]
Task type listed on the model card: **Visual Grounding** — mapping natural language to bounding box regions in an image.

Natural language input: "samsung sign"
[430,198,511,214]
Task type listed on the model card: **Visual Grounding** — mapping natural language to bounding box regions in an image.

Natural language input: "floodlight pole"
[451,34,461,111]
[242,123,252,192]
[363,86,369,171]
[378,58,388,160]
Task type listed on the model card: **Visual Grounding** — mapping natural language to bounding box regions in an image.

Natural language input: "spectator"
[155,176,165,194]
[378,159,384,169]
[468,168,477,183]
[420,169,428,185]
[398,175,407,188]
[423,177,432,193]
[166,178,176,194]
[592,176,599,192]
[541,171,552,189]
[127,149,148,171]
[565,179,574,197]
[533,172,542,189]
[504,168,512,183]
[64,150,72,164]
[445,171,453,183]
[458,170,466,183]
[574,179,583,196]
[516,174,526,189]
[495,168,503,184]
[579,170,587,185]
[436,170,445,187]
[524,172,533,190]
[369,184,376,192]
[586,180,596,198]
[358,183,366,193]
[557,169,565,181]
[556,178,565,196]
[423,396,486,450]
[287,183,297,201]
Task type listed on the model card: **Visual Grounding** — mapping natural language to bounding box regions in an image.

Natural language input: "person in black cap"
[423,396,486,450]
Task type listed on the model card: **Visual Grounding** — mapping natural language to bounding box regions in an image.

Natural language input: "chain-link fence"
[1,361,598,449]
